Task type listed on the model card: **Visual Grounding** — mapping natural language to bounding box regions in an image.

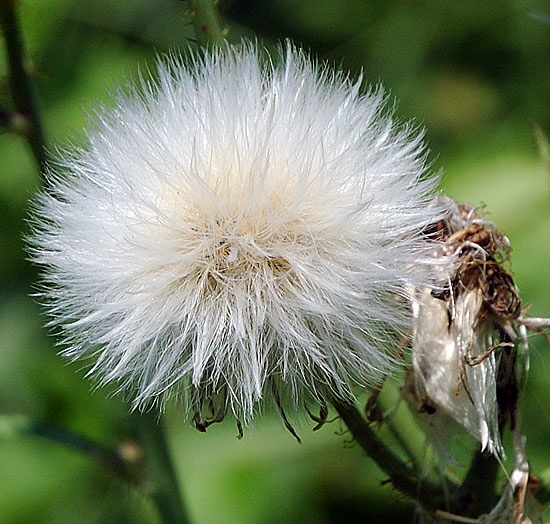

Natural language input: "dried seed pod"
[410,197,522,455]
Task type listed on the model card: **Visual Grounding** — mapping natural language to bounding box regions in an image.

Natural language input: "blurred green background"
[1,0,549,523]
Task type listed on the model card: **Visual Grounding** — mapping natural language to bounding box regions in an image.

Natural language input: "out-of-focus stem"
[383,413,420,468]
[332,399,455,513]
[2,413,190,523]
[0,0,47,171]
[187,0,225,47]
[458,449,500,517]
[0,414,140,483]
[136,412,190,524]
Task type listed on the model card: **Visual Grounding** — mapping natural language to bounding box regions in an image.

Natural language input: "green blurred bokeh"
[1,1,549,523]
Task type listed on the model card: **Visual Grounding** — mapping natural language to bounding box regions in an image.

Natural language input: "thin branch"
[2,412,192,523]
[0,0,47,171]
[0,414,140,484]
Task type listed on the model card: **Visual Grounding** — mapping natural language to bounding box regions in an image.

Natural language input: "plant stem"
[187,0,225,47]
[457,449,500,517]
[0,414,140,483]
[32,420,137,481]
[384,412,421,468]
[2,412,190,523]
[332,399,454,513]
[136,412,190,524]
[0,0,47,171]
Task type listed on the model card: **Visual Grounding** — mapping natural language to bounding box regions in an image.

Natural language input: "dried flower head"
[29,43,447,428]
[409,197,522,455]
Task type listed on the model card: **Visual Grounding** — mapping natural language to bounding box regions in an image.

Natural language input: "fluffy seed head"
[29,43,448,425]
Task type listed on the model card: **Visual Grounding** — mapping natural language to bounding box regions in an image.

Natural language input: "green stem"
[31,420,138,482]
[2,412,190,523]
[136,412,190,524]
[187,0,225,47]
[0,414,139,484]
[457,449,500,517]
[332,399,454,513]
[0,0,47,171]
[383,412,420,468]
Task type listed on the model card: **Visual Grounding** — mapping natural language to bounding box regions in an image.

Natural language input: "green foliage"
[1,1,548,522]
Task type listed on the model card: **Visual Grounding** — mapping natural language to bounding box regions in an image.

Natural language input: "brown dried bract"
[442,203,521,323]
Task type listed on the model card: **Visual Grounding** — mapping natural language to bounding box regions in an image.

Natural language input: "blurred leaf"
[526,8,550,25]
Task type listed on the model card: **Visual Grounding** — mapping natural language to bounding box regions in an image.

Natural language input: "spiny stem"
[136,412,190,524]
[0,0,47,171]
[187,0,225,47]
[332,399,454,513]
